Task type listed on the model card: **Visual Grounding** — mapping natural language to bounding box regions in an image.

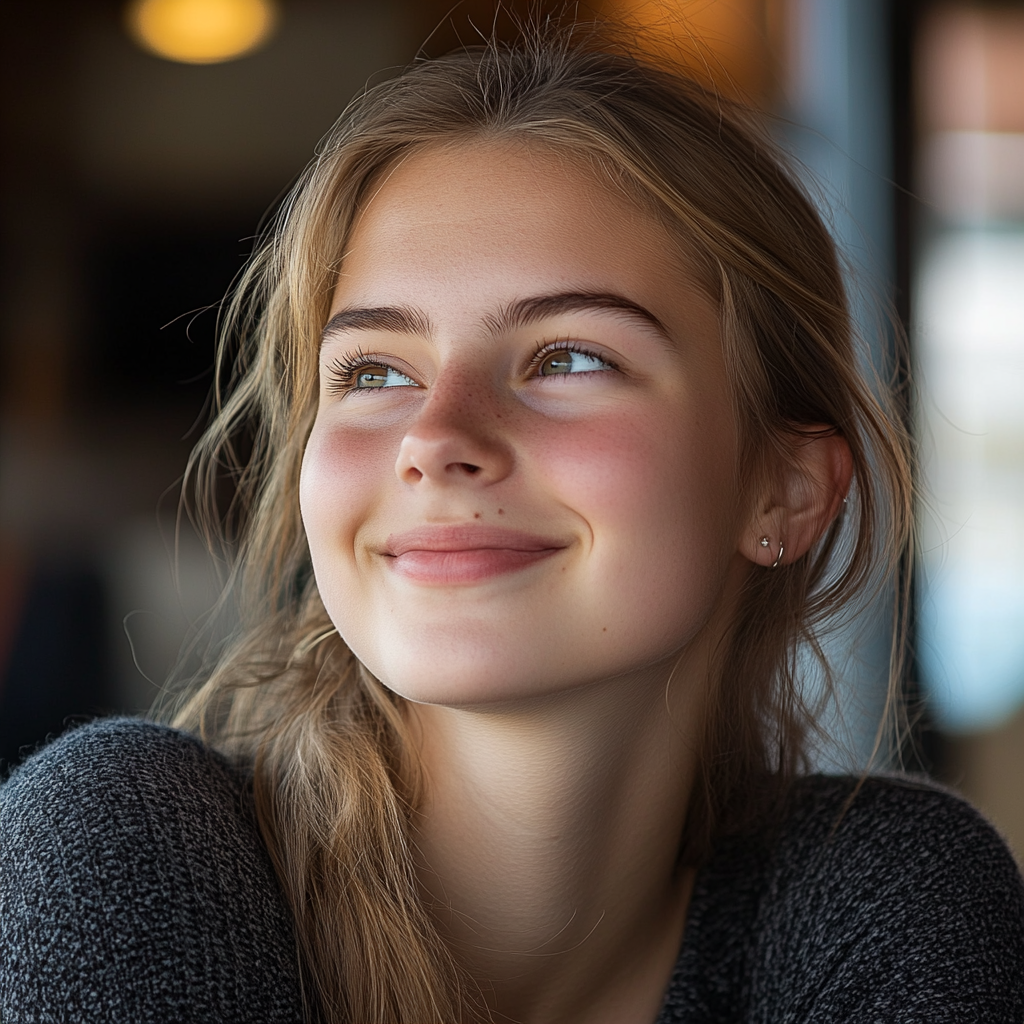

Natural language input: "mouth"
[382,526,567,585]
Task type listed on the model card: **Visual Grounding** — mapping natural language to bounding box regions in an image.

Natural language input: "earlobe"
[742,428,853,568]
[745,530,785,569]
[759,534,785,569]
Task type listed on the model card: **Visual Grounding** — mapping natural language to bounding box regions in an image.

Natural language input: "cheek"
[531,401,738,541]
[529,398,742,652]
[299,416,396,559]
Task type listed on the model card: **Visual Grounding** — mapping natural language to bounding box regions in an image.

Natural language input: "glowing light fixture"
[126,0,278,65]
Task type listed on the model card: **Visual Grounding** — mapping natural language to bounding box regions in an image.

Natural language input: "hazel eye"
[536,348,611,376]
[355,364,417,389]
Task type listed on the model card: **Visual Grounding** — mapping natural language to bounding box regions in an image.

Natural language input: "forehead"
[333,141,715,329]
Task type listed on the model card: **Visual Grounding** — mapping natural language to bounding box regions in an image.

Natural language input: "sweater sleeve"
[747,776,1024,1024]
[0,717,303,1024]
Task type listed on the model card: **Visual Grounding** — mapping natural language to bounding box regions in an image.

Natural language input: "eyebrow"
[320,291,671,346]
[321,305,430,341]
[487,292,670,341]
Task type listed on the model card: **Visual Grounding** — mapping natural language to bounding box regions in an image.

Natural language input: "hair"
[163,20,913,1024]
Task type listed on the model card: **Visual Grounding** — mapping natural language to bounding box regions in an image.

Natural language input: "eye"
[352,364,417,389]
[534,346,614,377]
[325,354,419,395]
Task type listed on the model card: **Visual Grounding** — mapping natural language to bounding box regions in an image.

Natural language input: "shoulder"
[1,717,257,876]
[750,774,1024,1020]
[0,718,302,1023]
[776,774,1023,920]
[3,714,239,809]
[777,772,1021,884]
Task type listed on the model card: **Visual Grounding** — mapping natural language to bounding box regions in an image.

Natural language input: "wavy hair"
[164,23,913,1023]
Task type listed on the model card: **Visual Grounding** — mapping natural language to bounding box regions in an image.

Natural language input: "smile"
[382,526,567,585]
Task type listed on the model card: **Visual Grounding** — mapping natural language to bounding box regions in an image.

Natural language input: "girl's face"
[300,142,756,706]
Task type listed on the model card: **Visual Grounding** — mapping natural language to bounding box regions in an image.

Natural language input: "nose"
[395,372,514,487]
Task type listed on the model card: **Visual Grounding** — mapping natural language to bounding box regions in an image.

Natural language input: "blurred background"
[1,0,1022,857]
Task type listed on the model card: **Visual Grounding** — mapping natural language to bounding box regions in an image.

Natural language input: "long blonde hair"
[165,23,913,1024]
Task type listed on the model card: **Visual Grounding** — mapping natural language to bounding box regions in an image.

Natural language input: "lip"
[382,526,567,584]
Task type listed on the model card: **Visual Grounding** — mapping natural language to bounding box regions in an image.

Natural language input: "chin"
[348,638,572,709]
[366,659,548,708]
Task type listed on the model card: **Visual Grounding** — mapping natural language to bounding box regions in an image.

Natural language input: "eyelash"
[323,340,618,396]
[526,339,619,377]
[324,347,381,396]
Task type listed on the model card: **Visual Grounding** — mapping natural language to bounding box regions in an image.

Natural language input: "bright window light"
[125,0,278,65]
[917,233,1024,731]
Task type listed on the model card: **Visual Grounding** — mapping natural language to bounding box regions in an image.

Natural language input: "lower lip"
[388,547,562,584]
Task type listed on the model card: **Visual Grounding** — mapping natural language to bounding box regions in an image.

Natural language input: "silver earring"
[760,535,783,568]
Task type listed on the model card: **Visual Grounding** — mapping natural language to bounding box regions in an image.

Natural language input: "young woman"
[2,28,1023,1024]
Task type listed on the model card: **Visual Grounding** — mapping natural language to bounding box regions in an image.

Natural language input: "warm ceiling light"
[126,0,278,65]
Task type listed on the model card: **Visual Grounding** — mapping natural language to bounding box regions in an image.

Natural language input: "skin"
[300,141,851,1024]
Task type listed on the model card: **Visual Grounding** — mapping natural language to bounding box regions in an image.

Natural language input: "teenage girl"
[2,28,1022,1024]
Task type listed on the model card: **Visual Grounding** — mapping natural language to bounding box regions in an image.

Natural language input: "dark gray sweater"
[1,718,1022,1023]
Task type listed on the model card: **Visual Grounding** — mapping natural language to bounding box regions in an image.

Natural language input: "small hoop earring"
[771,542,784,569]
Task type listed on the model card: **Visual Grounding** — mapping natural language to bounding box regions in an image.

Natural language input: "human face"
[300,142,752,707]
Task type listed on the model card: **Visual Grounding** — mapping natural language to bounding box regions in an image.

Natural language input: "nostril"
[459,463,481,474]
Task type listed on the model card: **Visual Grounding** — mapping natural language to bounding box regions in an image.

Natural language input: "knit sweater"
[1,718,1022,1023]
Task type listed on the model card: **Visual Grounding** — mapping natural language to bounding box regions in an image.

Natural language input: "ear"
[740,428,854,569]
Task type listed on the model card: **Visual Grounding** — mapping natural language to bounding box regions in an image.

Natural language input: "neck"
[407,656,707,1024]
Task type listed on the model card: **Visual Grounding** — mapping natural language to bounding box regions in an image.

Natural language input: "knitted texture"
[2,719,1023,1023]
[0,719,302,1023]
[659,776,1024,1023]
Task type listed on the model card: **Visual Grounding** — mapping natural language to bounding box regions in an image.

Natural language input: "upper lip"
[383,525,567,556]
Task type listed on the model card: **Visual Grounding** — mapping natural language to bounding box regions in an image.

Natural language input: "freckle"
[603,627,607,632]
[474,512,481,519]
[497,508,504,515]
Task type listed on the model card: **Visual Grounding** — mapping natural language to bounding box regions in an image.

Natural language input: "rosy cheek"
[300,417,399,550]
[528,409,687,510]
[527,399,738,565]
